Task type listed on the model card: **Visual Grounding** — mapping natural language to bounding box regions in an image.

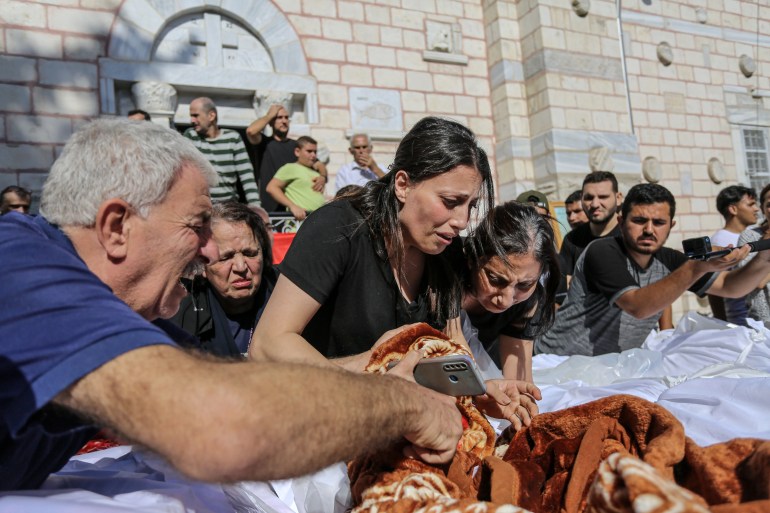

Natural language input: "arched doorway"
[98,0,318,130]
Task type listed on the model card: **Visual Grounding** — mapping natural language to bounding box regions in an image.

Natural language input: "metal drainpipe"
[617,0,635,134]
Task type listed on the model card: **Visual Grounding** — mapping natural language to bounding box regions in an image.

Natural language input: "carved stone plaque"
[349,87,403,133]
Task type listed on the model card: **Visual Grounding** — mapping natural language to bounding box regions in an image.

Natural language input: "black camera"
[682,236,712,258]
[682,236,735,261]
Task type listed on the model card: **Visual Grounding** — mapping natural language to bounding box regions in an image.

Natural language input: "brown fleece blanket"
[349,323,770,513]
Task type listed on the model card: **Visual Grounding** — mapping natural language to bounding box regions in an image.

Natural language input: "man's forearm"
[266,183,299,212]
[313,161,328,180]
[245,115,272,144]
[332,350,373,372]
[370,162,385,178]
[58,345,456,483]
[615,260,704,319]
[718,255,770,297]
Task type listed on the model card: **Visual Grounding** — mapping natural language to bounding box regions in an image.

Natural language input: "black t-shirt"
[559,222,622,276]
[582,236,714,299]
[466,296,541,365]
[467,299,538,345]
[279,200,450,358]
[256,138,297,212]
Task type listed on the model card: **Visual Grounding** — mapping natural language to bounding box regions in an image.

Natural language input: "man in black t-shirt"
[559,171,623,278]
[246,104,328,212]
[538,183,770,356]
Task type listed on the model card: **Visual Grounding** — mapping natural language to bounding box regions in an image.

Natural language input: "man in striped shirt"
[185,97,260,207]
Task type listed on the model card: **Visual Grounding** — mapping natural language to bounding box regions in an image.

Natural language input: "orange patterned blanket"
[349,323,770,513]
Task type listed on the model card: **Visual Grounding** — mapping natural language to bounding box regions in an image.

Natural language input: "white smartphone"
[412,354,487,396]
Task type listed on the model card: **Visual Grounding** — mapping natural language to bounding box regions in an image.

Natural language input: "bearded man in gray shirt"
[537,183,770,356]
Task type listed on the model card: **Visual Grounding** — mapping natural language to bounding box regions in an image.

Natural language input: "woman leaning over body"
[462,201,560,386]
[249,117,539,427]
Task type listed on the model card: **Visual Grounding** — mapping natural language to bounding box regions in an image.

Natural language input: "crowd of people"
[2,111,770,494]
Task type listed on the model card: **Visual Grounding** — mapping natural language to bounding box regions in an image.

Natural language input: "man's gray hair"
[349,133,371,148]
[41,118,217,227]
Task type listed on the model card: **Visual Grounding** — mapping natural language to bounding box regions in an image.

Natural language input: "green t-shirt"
[273,162,326,212]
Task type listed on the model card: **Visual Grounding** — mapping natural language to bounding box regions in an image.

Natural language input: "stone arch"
[99,0,317,127]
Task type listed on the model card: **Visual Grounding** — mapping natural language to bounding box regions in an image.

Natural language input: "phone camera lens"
[449,375,459,383]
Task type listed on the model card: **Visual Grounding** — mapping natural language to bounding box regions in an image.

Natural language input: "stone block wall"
[0,0,116,203]
[284,0,496,186]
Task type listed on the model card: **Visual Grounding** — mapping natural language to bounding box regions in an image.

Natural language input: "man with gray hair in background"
[185,96,261,207]
[335,133,386,193]
[0,119,462,491]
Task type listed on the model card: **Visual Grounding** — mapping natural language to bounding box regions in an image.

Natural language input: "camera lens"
[449,375,459,383]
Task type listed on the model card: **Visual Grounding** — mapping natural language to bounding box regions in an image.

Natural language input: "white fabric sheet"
[534,312,770,446]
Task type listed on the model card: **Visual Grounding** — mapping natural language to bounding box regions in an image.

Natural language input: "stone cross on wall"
[188,13,239,67]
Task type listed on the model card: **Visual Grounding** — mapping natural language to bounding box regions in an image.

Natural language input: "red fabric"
[77,430,121,455]
[272,232,296,264]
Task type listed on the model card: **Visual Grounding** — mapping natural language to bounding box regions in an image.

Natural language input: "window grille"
[743,128,770,193]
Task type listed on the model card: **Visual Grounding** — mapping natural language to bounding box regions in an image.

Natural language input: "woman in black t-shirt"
[462,201,561,383]
[250,118,545,427]
[249,117,495,370]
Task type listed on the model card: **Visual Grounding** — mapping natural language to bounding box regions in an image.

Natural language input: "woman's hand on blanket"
[475,380,542,430]
[402,386,463,465]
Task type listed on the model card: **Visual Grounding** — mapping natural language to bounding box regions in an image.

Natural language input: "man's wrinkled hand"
[385,348,422,383]
[362,155,375,169]
[402,385,462,465]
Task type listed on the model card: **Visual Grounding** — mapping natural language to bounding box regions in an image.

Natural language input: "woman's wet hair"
[464,201,561,337]
[348,117,495,326]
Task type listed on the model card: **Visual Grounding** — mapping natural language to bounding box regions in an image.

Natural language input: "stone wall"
[0,0,118,204]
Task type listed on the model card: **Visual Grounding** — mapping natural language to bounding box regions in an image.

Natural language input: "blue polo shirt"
[0,213,176,490]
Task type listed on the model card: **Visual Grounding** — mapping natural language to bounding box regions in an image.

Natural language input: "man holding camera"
[537,183,770,357]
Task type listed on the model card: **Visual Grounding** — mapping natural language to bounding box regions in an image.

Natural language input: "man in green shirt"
[265,136,326,220]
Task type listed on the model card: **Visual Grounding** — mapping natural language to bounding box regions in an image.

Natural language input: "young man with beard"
[247,104,328,211]
[559,172,623,279]
[537,183,770,356]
